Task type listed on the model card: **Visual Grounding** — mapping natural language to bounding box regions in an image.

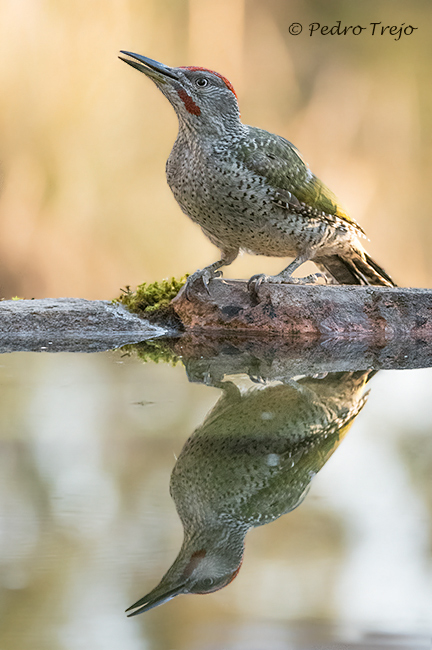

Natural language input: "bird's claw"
[247,274,268,301]
[184,268,223,301]
[292,272,331,285]
[248,271,331,302]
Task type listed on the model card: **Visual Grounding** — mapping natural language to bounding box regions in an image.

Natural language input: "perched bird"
[119,52,395,295]
[126,370,374,616]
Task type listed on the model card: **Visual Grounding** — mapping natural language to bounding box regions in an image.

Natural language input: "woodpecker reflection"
[127,370,375,616]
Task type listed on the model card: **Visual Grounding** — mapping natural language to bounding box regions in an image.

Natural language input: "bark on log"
[172,280,432,341]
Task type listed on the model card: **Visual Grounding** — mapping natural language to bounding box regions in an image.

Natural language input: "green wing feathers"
[242,127,364,234]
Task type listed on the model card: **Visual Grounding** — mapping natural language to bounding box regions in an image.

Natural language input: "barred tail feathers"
[315,251,396,287]
[362,252,396,287]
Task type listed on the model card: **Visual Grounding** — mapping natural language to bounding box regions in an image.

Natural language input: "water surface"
[0,349,431,649]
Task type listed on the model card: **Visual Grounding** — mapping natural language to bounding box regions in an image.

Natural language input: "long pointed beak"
[126,582,187,617]
[119,51,179,81]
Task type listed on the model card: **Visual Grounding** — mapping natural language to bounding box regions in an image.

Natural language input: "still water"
[0,346,431,649]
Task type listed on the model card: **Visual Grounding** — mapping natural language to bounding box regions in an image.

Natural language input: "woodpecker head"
[119,51,241,133]
[126,532,245,616]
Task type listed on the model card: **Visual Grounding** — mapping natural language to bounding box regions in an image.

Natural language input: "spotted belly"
[176,187,338,258]
[166,150,348,258]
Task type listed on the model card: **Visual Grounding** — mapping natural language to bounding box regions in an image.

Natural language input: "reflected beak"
[119,51,179,82]
[126,582,187,617]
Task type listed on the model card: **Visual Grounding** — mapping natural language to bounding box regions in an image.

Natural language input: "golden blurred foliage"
[0,0,430,298]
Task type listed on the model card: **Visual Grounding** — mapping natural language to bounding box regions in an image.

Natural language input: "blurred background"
[0,0,431,299]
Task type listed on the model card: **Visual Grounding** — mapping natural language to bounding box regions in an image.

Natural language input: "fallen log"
[172,280,432,341]
[1,283,432,355]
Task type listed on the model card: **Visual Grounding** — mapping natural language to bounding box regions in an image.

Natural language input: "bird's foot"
[184,267,222,301]
[248,272,330,300]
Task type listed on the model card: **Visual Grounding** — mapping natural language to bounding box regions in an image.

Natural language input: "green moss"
[121,340,180,366]
[114,276,187,315]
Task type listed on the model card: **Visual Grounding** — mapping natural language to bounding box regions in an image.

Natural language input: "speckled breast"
[165,142,317,257]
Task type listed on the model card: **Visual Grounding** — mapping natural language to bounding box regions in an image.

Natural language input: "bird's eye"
[195,78,209,88]
[202,577,213,587]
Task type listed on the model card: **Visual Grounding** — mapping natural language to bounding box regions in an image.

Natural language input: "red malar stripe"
[176,88,201,115]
